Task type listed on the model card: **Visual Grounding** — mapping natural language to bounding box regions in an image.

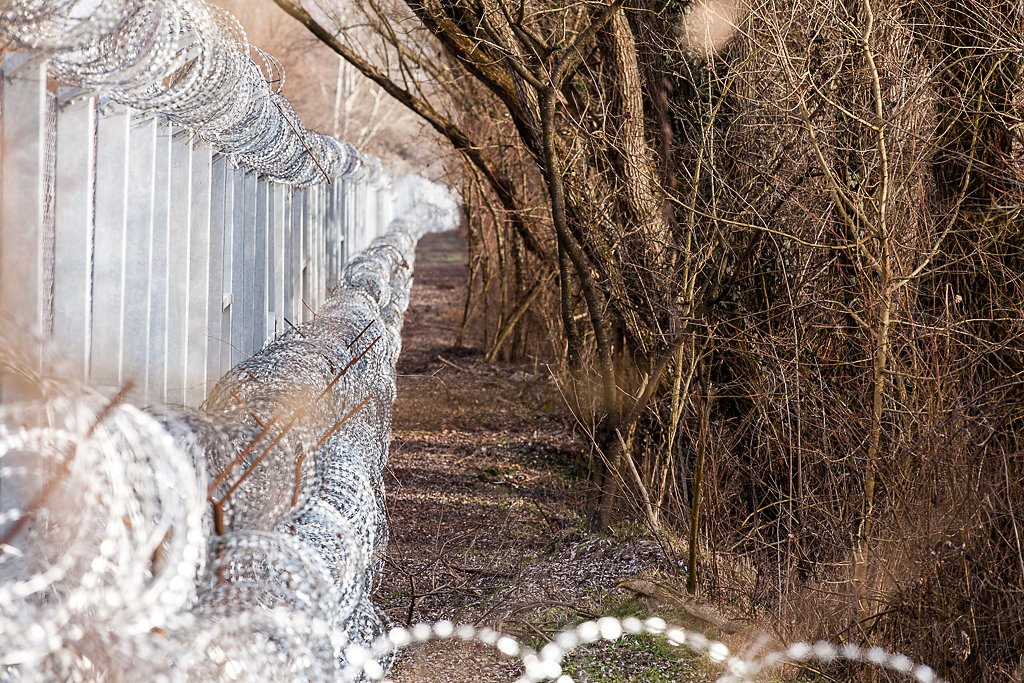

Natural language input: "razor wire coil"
[345,615,946,683]
[0,0,384,186]
[0,196,457,681]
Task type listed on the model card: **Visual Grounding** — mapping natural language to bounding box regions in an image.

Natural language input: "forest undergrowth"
[275,0,1024,677]
[381,231,814,683]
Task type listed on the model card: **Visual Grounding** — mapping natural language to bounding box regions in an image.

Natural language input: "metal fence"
[0,52,406,406]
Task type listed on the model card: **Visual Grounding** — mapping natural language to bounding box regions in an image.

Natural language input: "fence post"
[89,100,131,392]
[283,187,296,329]
[164,127,192,404]
[362,181,371,243]
[362,180,374,244]
[339,181,347,267]
[229,168,245,366]
[295,186,304,322]
[341,180,352,266]
[53,88,96,382]
[314,184,325,310]
[121,113,157,400]
[321,185,330,299]
[265,181,276,342]
[310,185,320,312]
[147,118,172,402]
[301,186,309,319]
[379,180,394,232]
[271,183,286,339]
[304,185,314,317]
[311,186,320,312]
[219,163,236,380]
[325,183,336,289]
[253,177,269,354]
[241,172,257,356]
[206,154,228,397]
[185,142,212,406]
[323,185,330,300]
[335,183,345,280]
[353,181,362,254]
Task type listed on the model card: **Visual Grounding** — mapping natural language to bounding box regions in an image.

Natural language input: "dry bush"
[662,0,1024,678]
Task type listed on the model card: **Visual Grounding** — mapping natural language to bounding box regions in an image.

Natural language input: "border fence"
[0,1,464,678]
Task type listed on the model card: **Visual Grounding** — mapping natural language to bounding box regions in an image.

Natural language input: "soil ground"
[378,230,744,682]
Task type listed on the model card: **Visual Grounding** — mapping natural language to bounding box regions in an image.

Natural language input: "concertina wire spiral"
[0,0,382,185]
[0,192,458,680]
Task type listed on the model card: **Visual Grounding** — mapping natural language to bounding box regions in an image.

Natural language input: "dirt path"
[378,231,724,682]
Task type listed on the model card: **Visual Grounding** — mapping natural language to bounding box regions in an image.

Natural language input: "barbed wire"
[348,616,947,683]
[0,0,385,186]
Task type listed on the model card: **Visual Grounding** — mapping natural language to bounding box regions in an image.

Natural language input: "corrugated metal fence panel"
[186,142,213,406]
[148,118,173,402]
[253,177,269,356]
[164,127,193,404]
[206,154,229,397]
[270,183,286,342]
[123,113,156,398]
[52,88,95,382]
[0,54,47,391]
[89,101,130,391]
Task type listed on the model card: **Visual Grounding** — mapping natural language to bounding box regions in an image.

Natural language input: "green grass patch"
[561,633,707,682]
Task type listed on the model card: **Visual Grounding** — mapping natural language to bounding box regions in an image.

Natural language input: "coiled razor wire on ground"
[344,615,948,683]
[0,0,384,185]
[0,193,457,681]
